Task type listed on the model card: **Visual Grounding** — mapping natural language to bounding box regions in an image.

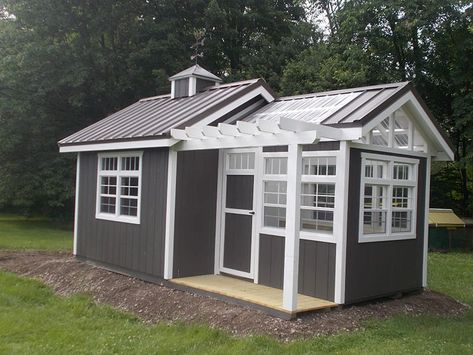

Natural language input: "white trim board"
[73,153,81,256]
[59,138,177,153]
[334,141,350,304]
[422,156,431,287]
[164,147,178,279]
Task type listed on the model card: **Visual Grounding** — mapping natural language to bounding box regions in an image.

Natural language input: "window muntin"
[262,156,287,229]
[302,157,336,176]
[300,154,337,235]
[227,152,255,170]
[265,157,287,175]
[96,152,142,224]
[360,154,418,242]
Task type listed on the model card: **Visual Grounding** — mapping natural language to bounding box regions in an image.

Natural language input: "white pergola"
[171,116,359,152]
[169,117,357,311]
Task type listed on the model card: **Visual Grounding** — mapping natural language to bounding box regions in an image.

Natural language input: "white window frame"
[96,151,143,224]
[260,152,288,237]
[359,152,418,243]
[300,151,338,243]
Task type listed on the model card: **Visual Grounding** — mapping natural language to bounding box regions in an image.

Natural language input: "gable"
[360,90,454,161]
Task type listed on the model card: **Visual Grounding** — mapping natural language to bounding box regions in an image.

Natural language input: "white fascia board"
[361,91,454,161]
[175,130,319,151]
[192,86,275,128]
[59,138,177,153]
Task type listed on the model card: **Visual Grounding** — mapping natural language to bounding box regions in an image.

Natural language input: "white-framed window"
[96,151,143,224]
[262,153,287,231]
[300,153,337,238]
[359,153,418,243]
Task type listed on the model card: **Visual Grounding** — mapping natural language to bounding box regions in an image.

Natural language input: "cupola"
[169,64,222,99]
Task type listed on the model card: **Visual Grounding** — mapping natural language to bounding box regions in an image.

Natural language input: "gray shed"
[59,64,454,318]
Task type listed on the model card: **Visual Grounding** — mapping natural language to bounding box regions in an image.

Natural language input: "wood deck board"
[171,274,337,314]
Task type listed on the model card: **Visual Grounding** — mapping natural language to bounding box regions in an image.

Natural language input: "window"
[300,154,337,235]
[262,155,287,229]
[227,152,254,170]
[359,153,418,242]
[96,152,142,224]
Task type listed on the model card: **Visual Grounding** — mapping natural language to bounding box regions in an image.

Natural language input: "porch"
[171,274,337,318]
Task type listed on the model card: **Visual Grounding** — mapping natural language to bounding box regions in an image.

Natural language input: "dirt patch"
[0,251,468,341]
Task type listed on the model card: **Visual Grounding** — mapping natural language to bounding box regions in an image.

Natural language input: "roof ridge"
[208,78,261,89]
[139,94,172,102]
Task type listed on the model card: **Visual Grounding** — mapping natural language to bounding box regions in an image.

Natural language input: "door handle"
[249,211,255,215]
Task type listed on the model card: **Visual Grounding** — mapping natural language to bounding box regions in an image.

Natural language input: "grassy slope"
[0,215,72,251]
[0,216,472,354]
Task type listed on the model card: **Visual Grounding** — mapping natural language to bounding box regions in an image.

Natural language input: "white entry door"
[219,149,258,279]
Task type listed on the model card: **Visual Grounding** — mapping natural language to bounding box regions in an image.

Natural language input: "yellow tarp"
[429,209,465,228]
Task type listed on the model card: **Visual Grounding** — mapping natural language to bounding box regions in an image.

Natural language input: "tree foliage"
[0,0,472,217]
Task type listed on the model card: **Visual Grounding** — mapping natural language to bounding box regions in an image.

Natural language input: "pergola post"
[282,144,302,311]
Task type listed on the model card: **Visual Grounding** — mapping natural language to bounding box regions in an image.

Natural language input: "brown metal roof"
[243,82,410,127]
[59,79,269,145]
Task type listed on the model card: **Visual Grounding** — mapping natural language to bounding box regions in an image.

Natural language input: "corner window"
[359,153,418,242]
[300,154,337,235]
[262,155,287,229]
[96,152,143,224]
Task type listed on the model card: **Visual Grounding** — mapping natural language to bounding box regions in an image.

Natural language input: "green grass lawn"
[0,215,72,251]
[0,216,472,354]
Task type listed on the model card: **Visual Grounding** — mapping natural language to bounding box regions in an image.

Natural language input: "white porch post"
[164,147,178,279]
[282,144,302,311]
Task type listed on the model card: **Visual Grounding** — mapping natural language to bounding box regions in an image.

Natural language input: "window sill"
[95,213,141,225]
[300,231,336,243]
[358,233,416,243]
[260,227,286,237]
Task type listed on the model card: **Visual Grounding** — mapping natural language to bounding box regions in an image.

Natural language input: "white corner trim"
[334,141,350,304]
[73,153,81,256]
[164,147,178,279]
[422,156,431,287]
[59,138,178,153]
[214,149,224,275]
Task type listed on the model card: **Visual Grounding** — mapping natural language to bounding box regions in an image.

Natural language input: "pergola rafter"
[170,117,357,151]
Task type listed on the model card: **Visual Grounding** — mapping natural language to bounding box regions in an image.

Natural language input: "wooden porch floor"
[171,274,337,316]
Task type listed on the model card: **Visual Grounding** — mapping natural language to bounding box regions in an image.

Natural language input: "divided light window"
[96,152,143,224]
[262,155,287,229]
[359,153,418,243]
[300,155,337,235]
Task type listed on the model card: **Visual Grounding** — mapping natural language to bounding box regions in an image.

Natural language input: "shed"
[428,208,468,251]
[59,64,454,318]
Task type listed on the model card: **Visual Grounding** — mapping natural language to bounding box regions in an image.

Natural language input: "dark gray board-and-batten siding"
[258,235,336,301]
[76,149,168,279]
[172,150,219,278]
[344,148,427,304]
